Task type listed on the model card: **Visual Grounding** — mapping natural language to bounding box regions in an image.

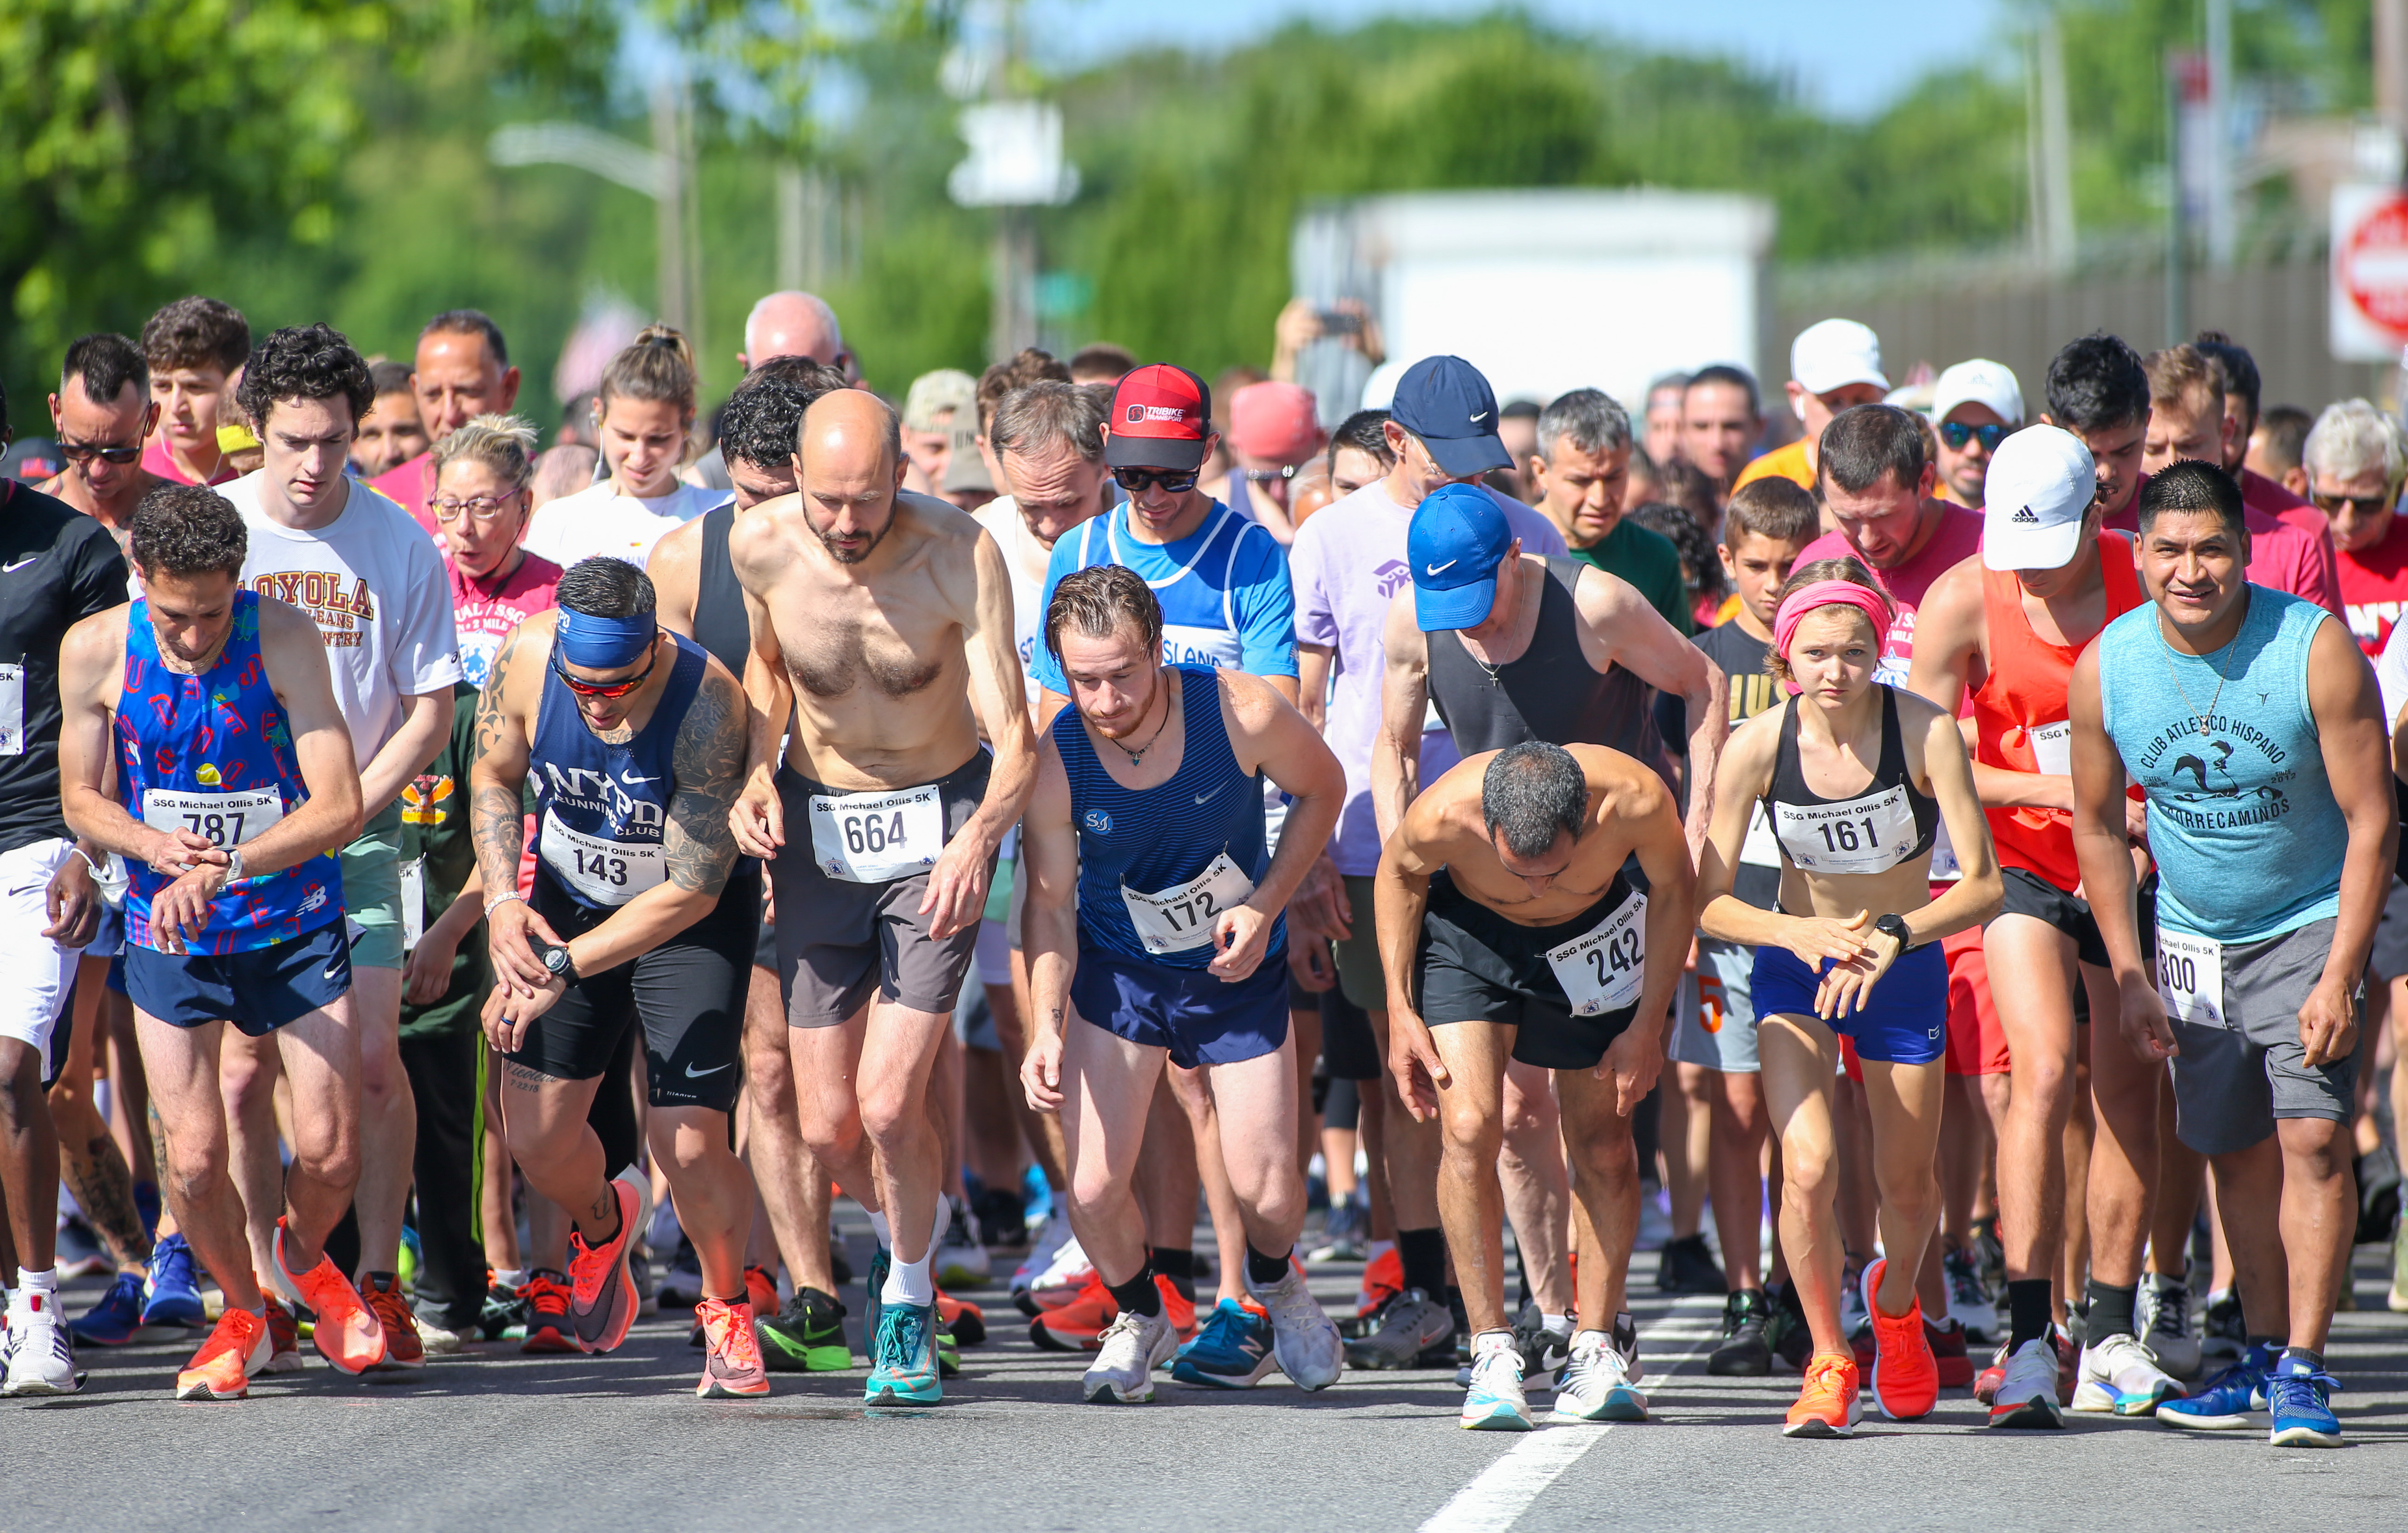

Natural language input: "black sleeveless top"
[1762,687,1938,873]
[1426,557,1664,766]
[694,504,752,681]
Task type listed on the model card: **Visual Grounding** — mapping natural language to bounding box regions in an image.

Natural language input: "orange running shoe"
[520,1270,579,1354]
[565,1171,646,1355]
[262,1295,304,1374]
[744,1265,779,1317]
[696,1297,770,1398]
[1863,1258,1937,1420]
[1358,1247,1403,1318]
[271,1219,386,1375]
[1783,1351,1863,1438]
[1030,1275,1197,1351]
[360,1273,426,1370]
[935,1286,986,1346]
[176,1307,271,1401]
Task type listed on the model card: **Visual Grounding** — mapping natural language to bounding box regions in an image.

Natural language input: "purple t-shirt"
[1292,483,1568,875]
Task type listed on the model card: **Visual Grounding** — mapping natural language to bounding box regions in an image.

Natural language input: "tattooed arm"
[469,616,563,1003]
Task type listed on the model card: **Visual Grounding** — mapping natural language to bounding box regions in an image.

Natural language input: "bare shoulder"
[1890,681,1955,735]
[61,603,130,683]
[650,514,704,570]
[1919,553,1986,628]
[726,491,800,583]
[1571,743,1671,823]
[1402,752,1487,848]
[1217,667,1294,731]
[255,592,323,651]
[1570,557,1643,613]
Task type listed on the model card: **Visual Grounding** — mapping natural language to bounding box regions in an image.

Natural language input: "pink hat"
[1230,381,1321,464]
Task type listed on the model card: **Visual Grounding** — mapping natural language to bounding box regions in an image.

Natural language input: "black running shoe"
[1708,1289,1772,1376]
[1767,1280,1813,1371]
[1656,1233,1727,1295]
[758,1287,852,1373]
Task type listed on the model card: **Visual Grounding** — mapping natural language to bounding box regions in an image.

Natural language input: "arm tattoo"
[663,668,747,896]
[471,628,522,766]
[470,628,530,897]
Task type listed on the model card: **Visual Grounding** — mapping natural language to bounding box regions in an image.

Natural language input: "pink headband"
[1773,580,1891,659]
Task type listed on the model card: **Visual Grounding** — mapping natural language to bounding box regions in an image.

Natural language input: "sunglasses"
[550,644,658,700]
[1939,421,2009,453]
[2311,488,2395,518]
[58,439,144,466]
[1112,466,1199,494]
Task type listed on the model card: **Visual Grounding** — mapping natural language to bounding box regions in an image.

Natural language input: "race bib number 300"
[540,812,666,906]
[141,786,284,847]
[2154,925,2226,1030]
[809,783,944,884]
[1121,852,1256,955]
[1774,786,1915,876]
[1544,890,1648,1017]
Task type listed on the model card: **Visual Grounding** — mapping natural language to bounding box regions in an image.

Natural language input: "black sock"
[1397,1227,1448,1297]
[1151,1247,1196,1301]
[2280,1345,2324,1373]
[2008,1279,2054,1351]
[1106,1263,1162,1318]
[1245,1245,1291,1287]
[2085,1278,2138,1340]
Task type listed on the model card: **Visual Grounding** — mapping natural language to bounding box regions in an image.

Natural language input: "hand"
[2297,974,2361,1068]
[1021,1028,1065,1114]
[2123,794,2150,846]
[480,971,566,1054]
[2116,968,2179,1063]
[403,927,461,1006]
[1287,852,1352,942]
[1207,902,1275,981]
[143,826,224,878]
[146,862,228,955]
[1597,1022,1663,1118]
[1815,924,1901,1019]
[1782,910,1870,970]
[485,898,565,998]
[1286,939,1336,993]
[1384,1002,1447,1123]
[918,821,996,941]
[729,771,785,859]
[1272,298,1323,360]
[43,854,99,948]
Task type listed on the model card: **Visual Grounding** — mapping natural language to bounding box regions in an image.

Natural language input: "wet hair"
[420,308,510,367]
[132,483,248,578]
[2192,329,2259,424]
[2137,459,2248,544]
[2045,332,2150,435]
[1069,343,1138,384]
[368,359,415,399]
[2142,343,2223,415]
[1683,364,1761,418]
[1764,556,1890,688]
[1044,563,1163,663]
[597,324,697,419]
[1481,741,1590,860]
[555,556,656,619]
[61,333,148,405]
[236,323,373,432]
[1817,404,1928,497]
[977,348,1072,435]
[141,296,250,376]
[1328,409,1396,475]
[1533,388,1632,465]
[2255,405,2313,476]
[1630,501,1725,606]
[1723,476,1820,548]
[431,413,540,495]
[989,380,1106,465]
[721,363,844,472]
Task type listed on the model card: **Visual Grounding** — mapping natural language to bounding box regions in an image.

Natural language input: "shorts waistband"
[778,747,992,802]
[1426,868,1635,949]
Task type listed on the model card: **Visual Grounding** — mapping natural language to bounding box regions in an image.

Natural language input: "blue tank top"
[117,592,343,954]
[530,632,706,910]
[1057,665,1283,969]
[2097,587,2347,943]
[1067,504,1252,670]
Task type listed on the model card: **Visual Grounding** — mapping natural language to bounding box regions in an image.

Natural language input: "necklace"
[2155,616,2238,743]
[1103,681,1171,766]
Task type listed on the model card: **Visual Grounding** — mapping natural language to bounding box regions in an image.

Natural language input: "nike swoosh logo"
[1469,411,1489,422]
[685,1060,733,1078]
[323,963,344,981]
[621,773,657,786]
[1194,785,1224,805]
[1426,560,1456,575]
[2,557,36,573]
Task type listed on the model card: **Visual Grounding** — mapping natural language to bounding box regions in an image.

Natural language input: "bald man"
[690,291,857,494]
[728,389,1035,1404]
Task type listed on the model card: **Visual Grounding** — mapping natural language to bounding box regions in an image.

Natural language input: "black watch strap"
[1875,913,1914,950]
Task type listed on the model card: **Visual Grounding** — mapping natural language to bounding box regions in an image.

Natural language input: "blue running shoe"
[1459,1331,1533,1430]
[2266,1354,2343,1447]
[70,1271,145,1346]
[140,1232,205,1335]
[865,1298,942,1405]
[1172,1299,1276,1388]
[2159,1343,2275,1430]
[864,1245,889,1356]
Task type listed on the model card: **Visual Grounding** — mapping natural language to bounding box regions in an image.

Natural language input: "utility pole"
[2027,8,2076,272]
[944,1,1078,363]
[2203,0,2235,268]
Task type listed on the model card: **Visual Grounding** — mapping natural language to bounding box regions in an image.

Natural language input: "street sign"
[2332,182,2408,361]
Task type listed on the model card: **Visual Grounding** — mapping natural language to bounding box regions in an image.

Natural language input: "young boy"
[1681,477,1818,1376]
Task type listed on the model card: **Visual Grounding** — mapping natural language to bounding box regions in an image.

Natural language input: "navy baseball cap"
[1390,356,1511,478]
[1407,483,1515,631]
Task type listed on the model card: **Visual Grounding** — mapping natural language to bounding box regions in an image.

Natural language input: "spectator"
[353,360,430,481]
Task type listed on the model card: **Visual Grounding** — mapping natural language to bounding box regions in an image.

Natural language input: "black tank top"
[1427,557,1663,766]
[694,504,752,680]
[1762,687,1938,874]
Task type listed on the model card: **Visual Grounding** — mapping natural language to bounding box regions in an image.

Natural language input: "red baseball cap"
[1230,381,1321,464]
[1104,363,1213,472]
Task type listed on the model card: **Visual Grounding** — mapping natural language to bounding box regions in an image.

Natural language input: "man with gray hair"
[2304,399,2408,659]
[1525,388,1691,633]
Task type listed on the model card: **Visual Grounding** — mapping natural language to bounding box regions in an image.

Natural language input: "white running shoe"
[1,1295,83,1396]
[2073,1332,2184,1416]
[1083,1308,1178,1403]
[1248,1260,1344,1390]
[2136,1275,2202,1382]
[1012,1209,1074,1294]
[1549,1330,1647,1422]
[1459,1331,1532,1430]
[934,1196,992,1288]
[1987,1336,2064,1429]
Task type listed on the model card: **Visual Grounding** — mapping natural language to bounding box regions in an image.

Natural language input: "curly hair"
[131,483,248,578]
[141,296,250,376]
[236,323,373,432]
[720,363,844,472]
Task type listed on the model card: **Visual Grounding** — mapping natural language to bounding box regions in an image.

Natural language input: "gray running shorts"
[2166,916,2358,1156]
[1670,937,1759,1073]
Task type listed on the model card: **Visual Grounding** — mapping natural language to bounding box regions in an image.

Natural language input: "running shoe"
[416,1314,470,1356]
[1023,1245,1096,1316]
[1010,1212,1076,1297]
[2199,1287,2247,1358]
[864,1245,888,1343]
[1551,1330,1647,1422]
[758,1287,851,1372]
[746,1264,779,1317]
[2137,1273,2202,1381]
[1942,1245,1998,1343]
[1974,1343,2005,1406]
[1353,1246,1403,1326]
[2158,1342,2275,1430]
[1767,1280,1813,1372]
[54,1217,111,1279]
[934,1197,991,1288]
[660,1234,705,1307]
[1085,1307,1178,1403]
[1032,1274,1194,1351]
[174,1306,269,1401]
[360,1272,425,1370]
[1309,1199,1367,1263]
[2072,1331,2184,1416]
[1459,1330,1533,1430]
[696,1297,771,1398]
[1924,1316,1974,1389]
[973,1185,1029,1252]
[2265,1354,2343,1447]
[1838,1261,1869,1350]
[520,1269,578,1353]
[1708,1289,1772,1376]
[1344,1286,1454,1370]
[139,1230,206,1335]
[1782,1351,1861,1438]
[1249,1259,1345,1390]
[2052,1324,2079,1404]
[864,1299,942,1405]
[1860,1258,1937,1421]
[1987,1336,2064,1428]
[481,1272,531,1341]
[68,1270,144,1347]
[1171,1298,1276,1388]
[1513,1310,1573,1391]
[262,1295,304,1373]
[936,1286,987,1346]
[1656,1232,1725,1295]
[1,1292,82,1396]
[564,1169,648,1355]
[270,1219,387,1374]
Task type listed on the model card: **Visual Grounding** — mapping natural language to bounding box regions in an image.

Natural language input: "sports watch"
[1873,913,1914,952]
[528,935,579,986]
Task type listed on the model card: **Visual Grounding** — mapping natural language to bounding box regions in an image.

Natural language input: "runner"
[137,297,249,488]
[1906,425,2179,1426]
[1019,566,1347,1401]
[2071,459,2391,1448]
[1524,389,1692,632]
[37,333,166,550]
[1375,739,1695,1429]
[1733,319,1890,494]
[523,326,725,570]
[366,309,523,534]
[1697,560,2002,1436]
[1928,360,2022,509]
[469,556,764,1397]
[728,388,1036,1405]
[56,483,386,1398]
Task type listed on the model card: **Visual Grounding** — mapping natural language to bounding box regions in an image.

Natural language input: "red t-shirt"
[448,550,562,689]
[2241,466,2341,610]
[2336,512,2408,657]
[371,452,440,540]
[2103,474,2338,616]
[1794,502,1985,685]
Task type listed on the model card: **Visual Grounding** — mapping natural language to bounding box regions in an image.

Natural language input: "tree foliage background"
[0,0,2380,430]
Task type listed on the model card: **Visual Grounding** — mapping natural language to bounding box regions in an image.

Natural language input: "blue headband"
[555,608,657,671]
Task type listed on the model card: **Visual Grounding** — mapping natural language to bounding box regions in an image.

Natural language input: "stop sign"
[2332,183,2408,360]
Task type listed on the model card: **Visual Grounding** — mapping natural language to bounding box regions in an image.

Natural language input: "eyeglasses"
[57,439,144,466]
[2311,487,2395,518]
[1939,421,2009,453]
[432,493,524,524]
[1111,466,1199,494]
[550,645,658,699]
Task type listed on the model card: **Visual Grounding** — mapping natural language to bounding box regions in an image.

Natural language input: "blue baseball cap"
[1407,484,1515,631]
[1390,356,1511,478]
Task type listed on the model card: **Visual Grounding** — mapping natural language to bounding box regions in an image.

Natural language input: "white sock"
[18,1266,58,1298]
[883,1246,936,1308]
[1542,1312,1574,1338]
[868,1211,892,1251]
[494,1267,528,1290]
[1572,1327,1610,1350]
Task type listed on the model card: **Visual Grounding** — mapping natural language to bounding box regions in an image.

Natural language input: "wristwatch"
[221,845,246,889]
[528,935,578,986]
[1874,913,1914,951]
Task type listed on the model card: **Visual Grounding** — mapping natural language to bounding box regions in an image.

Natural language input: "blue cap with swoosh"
[1407,483,1515,632]
[1390,355,1512,478]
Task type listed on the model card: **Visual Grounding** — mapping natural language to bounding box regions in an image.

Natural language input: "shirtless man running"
[728,388,1036,1405]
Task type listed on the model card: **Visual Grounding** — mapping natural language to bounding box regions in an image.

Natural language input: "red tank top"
[1970,533,2143,891]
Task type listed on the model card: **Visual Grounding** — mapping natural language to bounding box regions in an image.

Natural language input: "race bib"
[540,812,665,906]
[400,856,425,953]
[2027,719,2072,778]
[2154,924,2226,1030]
[1774,785,1916,875]
[1121,852,1256,955]
[808,783,945,884]
[0,663,21,756]
[1544,889,1648,1017]
[1927,820,1962,884]
[140,786,284,848]
[1739,799,1783,868]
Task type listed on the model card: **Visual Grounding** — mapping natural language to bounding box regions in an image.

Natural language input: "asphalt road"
[7,1230,2402,1533]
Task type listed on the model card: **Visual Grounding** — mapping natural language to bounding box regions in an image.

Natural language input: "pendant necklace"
[2156,619,2236,744]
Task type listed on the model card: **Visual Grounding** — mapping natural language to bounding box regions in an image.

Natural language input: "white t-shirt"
[971,494,1071,714]
[2377,617,2408,729]
[523,478,728,571]
[221,472,464,772]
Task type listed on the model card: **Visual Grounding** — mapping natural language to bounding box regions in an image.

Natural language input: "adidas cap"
[1980,424,2096,572]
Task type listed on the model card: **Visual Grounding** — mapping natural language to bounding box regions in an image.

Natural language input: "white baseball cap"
[1982,425,2097,571]
[1790,318,1888,395]
[1932,359,2025,428]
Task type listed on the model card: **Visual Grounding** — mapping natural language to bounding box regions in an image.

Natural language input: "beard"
[816,517,890,565]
